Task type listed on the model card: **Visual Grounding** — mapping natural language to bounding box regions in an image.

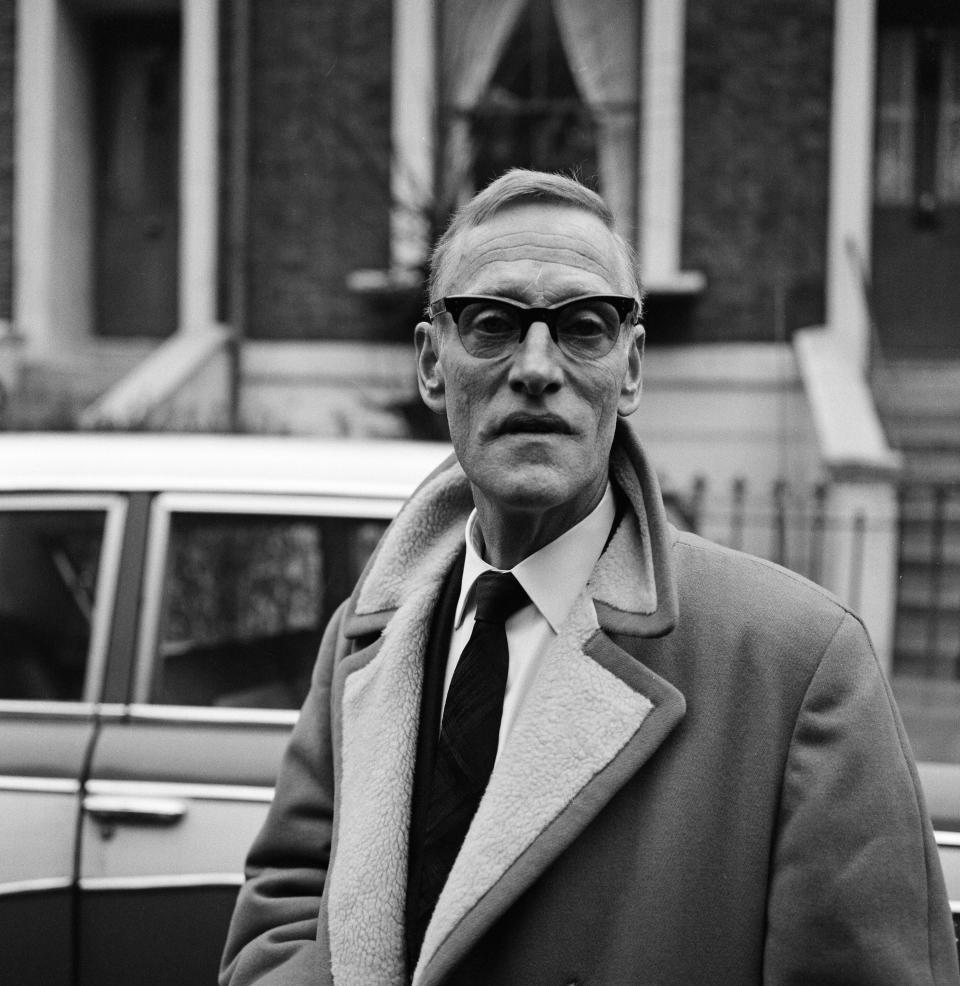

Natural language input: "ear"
[617,322,644,416]
[415,320,447,414]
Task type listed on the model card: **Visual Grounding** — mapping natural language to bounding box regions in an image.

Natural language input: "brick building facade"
[244,0,394,341]
[683,0,834,343]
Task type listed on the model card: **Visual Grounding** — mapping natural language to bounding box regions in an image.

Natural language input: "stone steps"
[874,359,960,675]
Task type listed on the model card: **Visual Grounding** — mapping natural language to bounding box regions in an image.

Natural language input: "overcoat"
[220,423,959,985]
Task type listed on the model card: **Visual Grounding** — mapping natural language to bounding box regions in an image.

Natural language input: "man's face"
[416,203,643,529]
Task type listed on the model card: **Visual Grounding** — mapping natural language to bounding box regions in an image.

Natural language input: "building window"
[470,1,599,193]
[436,0,639,239]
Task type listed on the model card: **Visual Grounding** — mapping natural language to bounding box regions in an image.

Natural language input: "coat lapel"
[325,484,468,986]
[325,593,427,986]
[412,592,685,986]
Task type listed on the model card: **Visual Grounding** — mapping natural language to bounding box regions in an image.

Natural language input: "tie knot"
[473,571,530,624]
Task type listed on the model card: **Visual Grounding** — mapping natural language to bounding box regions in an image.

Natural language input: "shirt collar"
[455,484,616,633]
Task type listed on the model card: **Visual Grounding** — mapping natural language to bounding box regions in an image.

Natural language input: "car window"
[0,505,109,701]
[147,510,389,709]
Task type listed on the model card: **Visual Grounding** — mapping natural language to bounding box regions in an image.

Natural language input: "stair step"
[899,451,960,483]
[897,573,960,609]
[874,358,960,481]
[874,359,960,414]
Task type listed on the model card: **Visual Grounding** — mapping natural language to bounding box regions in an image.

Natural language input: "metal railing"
[675,475,960,680]
[680,476,861,604]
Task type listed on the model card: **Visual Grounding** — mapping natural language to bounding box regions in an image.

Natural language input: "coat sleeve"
[763,612,959,985]
[218,604,348,986]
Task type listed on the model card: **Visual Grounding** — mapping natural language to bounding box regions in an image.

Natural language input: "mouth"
[496,412,573,437]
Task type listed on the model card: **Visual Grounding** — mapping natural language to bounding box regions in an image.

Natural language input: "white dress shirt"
[443,484,616,760]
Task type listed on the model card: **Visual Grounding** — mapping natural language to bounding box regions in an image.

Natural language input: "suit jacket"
[220,422,959,985]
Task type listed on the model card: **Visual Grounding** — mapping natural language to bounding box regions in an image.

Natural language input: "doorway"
[93,14,180,338]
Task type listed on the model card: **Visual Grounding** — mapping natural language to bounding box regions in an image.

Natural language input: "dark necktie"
[413,570,530,950]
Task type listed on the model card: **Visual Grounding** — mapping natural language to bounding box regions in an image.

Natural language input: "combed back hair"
[427,168,643,305]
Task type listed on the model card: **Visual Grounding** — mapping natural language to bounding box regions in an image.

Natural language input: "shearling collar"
[326,421,684,986]
[342,419,679,642]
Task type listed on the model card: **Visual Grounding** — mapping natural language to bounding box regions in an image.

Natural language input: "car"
[0,432,452,985]
[0,432,957,984]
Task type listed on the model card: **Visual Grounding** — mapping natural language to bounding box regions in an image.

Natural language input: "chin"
[482,466,579,513]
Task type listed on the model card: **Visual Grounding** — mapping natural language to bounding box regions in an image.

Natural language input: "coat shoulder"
[669,527,872,661]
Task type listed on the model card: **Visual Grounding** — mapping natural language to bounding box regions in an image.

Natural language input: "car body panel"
[78,712,293,986]
[0,712,95,981]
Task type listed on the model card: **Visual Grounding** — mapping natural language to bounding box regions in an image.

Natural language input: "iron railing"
[675,475,960,681]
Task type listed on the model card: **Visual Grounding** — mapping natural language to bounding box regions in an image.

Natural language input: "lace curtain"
[552,0,639,237]
[437,0,527,214]
[437,0,640,234]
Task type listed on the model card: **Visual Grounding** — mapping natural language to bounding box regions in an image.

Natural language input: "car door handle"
[84,794,188,827]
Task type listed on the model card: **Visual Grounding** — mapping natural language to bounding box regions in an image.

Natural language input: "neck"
[472,481,607,570]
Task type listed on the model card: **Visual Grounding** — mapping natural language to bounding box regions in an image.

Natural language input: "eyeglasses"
[428,294,640,361]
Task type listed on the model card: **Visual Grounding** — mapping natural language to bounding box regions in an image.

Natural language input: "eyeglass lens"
[455,299,623,360]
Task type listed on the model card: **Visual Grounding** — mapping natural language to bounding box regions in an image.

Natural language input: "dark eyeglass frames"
[428,294,641,361]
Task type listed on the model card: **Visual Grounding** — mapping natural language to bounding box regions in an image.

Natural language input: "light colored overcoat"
[221,424,959,985]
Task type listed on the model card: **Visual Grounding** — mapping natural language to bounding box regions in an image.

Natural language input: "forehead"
[444,203,631,301]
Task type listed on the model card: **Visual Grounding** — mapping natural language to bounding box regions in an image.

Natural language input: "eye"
[457,303,523,357]
[557,302,620,356]
[468,309,519,337]
[562,310,607,337]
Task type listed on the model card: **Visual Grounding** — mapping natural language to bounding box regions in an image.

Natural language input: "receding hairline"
[428,169,643,304]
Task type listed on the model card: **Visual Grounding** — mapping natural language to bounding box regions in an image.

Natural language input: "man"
[221,170,959,985]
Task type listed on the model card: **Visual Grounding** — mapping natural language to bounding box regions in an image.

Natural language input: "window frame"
[133,492,402,708]
[389,0,700,293]
[0,493,128,709]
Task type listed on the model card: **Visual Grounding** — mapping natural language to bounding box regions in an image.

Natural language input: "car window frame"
[0,493,128,709]
[133,491,402,712]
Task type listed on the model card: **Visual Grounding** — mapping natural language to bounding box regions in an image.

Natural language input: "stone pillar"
[391,0,435,273]
[180,0,220,332]
[826,0,877,371]
[820,475,900,674]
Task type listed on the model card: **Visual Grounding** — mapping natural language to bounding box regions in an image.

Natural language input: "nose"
[507,321,563,395]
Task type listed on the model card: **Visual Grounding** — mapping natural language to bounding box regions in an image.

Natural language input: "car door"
[77,492,394,985]
[0,494,127,985]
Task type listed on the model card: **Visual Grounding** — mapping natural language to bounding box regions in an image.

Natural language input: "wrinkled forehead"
[440,204,636,302]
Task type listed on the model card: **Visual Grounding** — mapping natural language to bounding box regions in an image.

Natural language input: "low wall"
[631,342,821,494]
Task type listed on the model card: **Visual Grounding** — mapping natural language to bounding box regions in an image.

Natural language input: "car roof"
[0,432,454,499]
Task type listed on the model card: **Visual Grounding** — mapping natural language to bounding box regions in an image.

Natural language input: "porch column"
[180,0,219,332]
[821,478,900,675]
[640,0,685,282]
[391,0,436,272]
[14,0,93,354]
[827,0,877,371]
[794,327,901,673]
